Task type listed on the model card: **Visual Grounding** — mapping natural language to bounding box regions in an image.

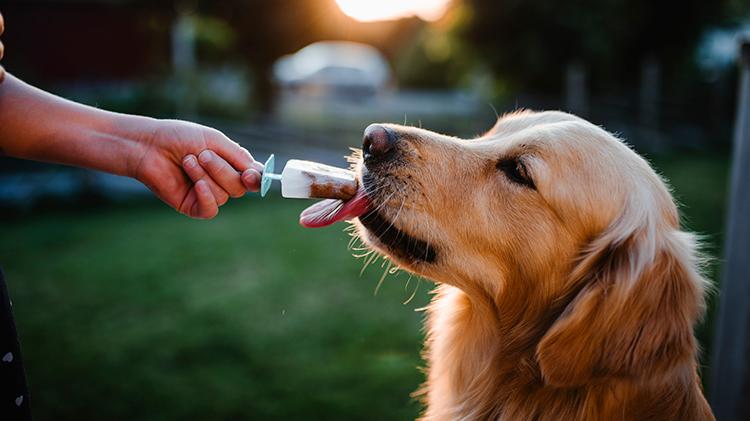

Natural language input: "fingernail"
[184,155,197,169]
[198,150,213,165]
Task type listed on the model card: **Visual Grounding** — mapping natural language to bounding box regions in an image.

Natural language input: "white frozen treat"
[280,160,358,200]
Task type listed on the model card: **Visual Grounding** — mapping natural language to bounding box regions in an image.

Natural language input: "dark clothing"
[0,268,31,420]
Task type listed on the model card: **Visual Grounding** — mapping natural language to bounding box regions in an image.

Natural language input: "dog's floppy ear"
[536,212,707,387]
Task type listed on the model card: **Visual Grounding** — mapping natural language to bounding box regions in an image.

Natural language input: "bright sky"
[335,0,452,22]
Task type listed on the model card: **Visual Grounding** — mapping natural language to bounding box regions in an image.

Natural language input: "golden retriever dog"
[301,110,714,420]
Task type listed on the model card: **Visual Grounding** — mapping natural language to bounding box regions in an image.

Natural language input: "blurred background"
[1,0,749,419]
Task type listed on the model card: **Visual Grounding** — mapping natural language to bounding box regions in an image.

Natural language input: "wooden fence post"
[710,39,750,421]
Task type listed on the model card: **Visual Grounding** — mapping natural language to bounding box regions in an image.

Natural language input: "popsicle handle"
[260,154,277,197]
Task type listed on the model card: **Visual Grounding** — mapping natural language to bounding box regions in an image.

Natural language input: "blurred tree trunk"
[638,56,663,150]
[711,40,750,421]
[172,5,197,118]
[638,56,660,129]
[251,61,276,115]
[565,61,588,117]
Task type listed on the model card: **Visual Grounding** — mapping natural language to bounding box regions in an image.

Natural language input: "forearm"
[0,73,149,177]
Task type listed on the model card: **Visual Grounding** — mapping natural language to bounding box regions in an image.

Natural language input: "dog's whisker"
[368,194,400,234]
[351,243,371,252]
[362,185,394,212]
[352,249,373,259]
[356,249,374,262]
[347,230,362,250]
[403,276,421,305]
[361,250,380,276]
[374,193,407,240]
[374,260,393,296]
[364,250,377,265]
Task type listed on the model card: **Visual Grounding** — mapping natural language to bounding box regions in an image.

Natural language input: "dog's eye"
[496,158,535,189]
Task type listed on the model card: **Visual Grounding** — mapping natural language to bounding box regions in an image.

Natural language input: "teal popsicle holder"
[260,154,281,197]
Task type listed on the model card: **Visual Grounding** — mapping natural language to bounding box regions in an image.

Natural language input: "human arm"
[0,73,262,218]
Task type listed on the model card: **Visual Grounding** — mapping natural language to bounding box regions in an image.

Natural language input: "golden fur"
[353,110,714,420]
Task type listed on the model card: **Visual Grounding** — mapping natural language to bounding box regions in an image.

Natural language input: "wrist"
[105,113,159,179]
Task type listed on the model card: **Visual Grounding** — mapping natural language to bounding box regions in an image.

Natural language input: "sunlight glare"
[335,0,451,22]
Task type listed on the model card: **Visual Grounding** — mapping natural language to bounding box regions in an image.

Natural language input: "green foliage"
[394,7,476,89]
[193,15,237,63]
[726,0,750,19]
[463,0,730,93]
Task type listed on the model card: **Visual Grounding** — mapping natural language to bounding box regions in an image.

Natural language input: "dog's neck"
[443,271,571,355]
[419,282,554,419]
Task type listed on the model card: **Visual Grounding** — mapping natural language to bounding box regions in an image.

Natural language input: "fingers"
[181,151,254,220]
[182,154,229,206]
[198,150,247,198]
[179,180,219,219]
[192,180,218,219]
[177,125,264,220]
[204,129,263,173]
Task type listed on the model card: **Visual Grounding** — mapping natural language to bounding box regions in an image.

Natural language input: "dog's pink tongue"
[300,189,370,228]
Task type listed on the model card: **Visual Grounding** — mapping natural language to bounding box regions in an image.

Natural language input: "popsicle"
[260,155,358,200]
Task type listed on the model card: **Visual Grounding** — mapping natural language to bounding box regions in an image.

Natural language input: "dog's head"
[352,110,708,386]
[354,111,667,288]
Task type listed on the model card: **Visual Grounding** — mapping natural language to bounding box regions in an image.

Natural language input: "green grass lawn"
[0,152,730,420]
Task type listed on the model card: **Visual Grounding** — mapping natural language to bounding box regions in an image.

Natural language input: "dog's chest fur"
[416,285,711,421]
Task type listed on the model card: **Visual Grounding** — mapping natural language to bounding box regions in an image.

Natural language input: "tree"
[463,0,728,94]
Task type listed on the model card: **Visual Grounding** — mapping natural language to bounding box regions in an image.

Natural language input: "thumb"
[241,169,262,192]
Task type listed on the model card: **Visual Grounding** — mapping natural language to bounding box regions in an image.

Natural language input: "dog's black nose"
[363,124,396,162]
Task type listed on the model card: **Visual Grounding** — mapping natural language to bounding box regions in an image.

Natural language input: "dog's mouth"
[298,172,437,264]
[358,207,437,264]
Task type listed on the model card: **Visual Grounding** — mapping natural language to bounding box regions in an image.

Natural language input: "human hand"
[0,12,6,83]
[130,119,263,219]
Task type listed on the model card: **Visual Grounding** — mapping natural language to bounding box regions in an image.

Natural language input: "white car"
[274,41,391,98]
